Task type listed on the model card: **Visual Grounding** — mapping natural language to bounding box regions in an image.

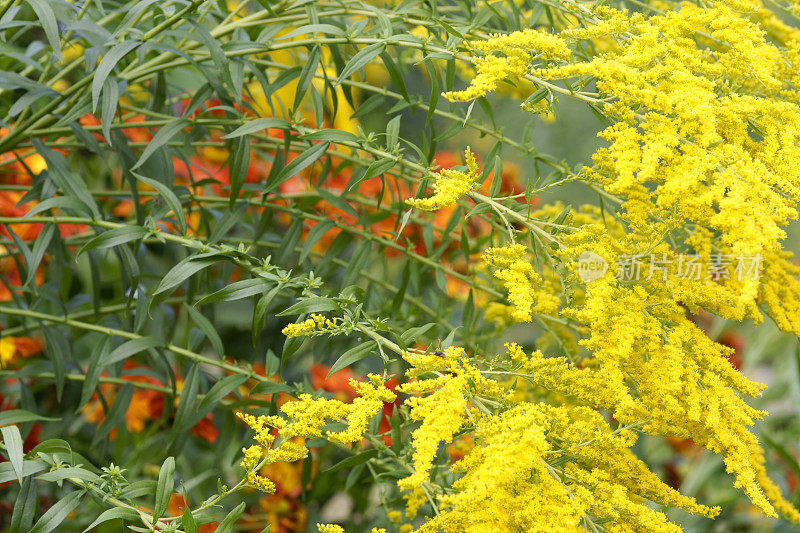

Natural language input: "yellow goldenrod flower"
[482,243,559,322]
[406,148,480,211]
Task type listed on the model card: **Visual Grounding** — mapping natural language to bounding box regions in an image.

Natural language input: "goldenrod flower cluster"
[482,243,559,322]
[238,1,800,529]
[281,313,340,337]
[237,379,396,490]
[444,29,570,102]
[439,1,800,523]
[406,148,479,211]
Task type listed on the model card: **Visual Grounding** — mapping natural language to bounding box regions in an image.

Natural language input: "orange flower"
[309,363,359,402]
[0,334,44,367]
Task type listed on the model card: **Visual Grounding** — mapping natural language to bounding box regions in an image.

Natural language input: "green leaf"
[299,129,359,144]
[41,328,68,401]
[400,323,436,346]
[23,196,89,218]
[82,507,141,532]
[250,381,292,395]
[277,296,339,316]
[0,460,47,483]
[132,118,189,170]
[134,174,187,234]
[0,410,59,426]
[343,241,370,287]
[77,226,149,256]
[324,449,379,473]
[29,489,84,533]
[228,136,250,206]
[214,502,246,533]
[25,0,62,62]
[266,141,329,193]
[101,337,164,366]
[10,476,37,533]
[186,305,224,357]
[298,219,334,264]
[336,43,385,85]
[25,222,55,286]
[279,23,346,39]
[222,118,291,139]
[78,336,111,412]
[92,41,140,112]
[195,278,273,305]
[347,158,394,192]
[312,185,359,219]
[1,425,24,484]
[195,374,248,420]
[294,45,320,111]
[100,78,118,143]
[380,51,408,101]
[153,456,175,521]
[327,342,376,379]
[153,253,221,297]
[93,384,133,447]
[170,365,199,452]
[38,467,102,484]
[182,505,198,533]
[32,140,100,217]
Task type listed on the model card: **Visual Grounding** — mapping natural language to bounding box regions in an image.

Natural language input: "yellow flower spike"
[406,148,480,211]
[444,29,570,102]
[482,243,559,322]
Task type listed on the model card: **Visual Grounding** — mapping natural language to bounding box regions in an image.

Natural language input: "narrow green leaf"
[277,297,339,316]
[221,118,290,139]
[298,220,334,263]
[266,141,329,192]
[1,425,24,484]
[324,449,379,473]
[37,467,102,484]
[153,253,220,297]
[214,502,246,533]
[299,129,359,144]
[294,45,320,110]
[182,505,198,533]
[29,489,84,533]
[228,137,250,206]
[250,381,291,395]
[77,226,148,257]
[101,337,163,366]
[186,305,224,357]
[132,118,188,170]
[25,0,62,62]
[134,174,186,234]
[195,374,248,420]
[93,384,133,446]
[82,507,141,532]
[10,476,37,533]
[92,41,140,112]
[195,278,272,305]
[170,365,199,451]
[153,456,175,521]
[336,43,385,85]
[25,222,54,286]
[78,337,111,412]
[0,410,59,426]
[327,342,375,379]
